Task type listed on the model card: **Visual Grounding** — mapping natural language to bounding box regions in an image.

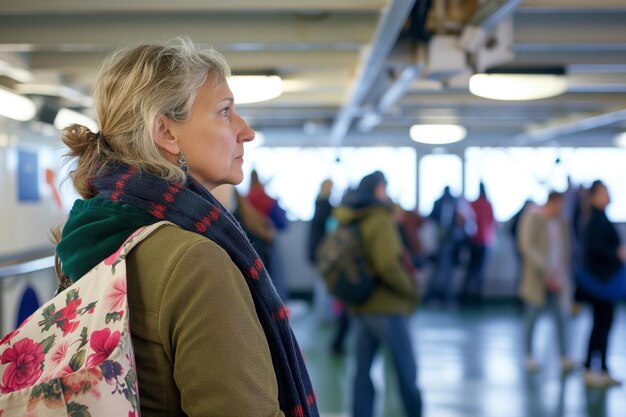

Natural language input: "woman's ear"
[153,115,180,157]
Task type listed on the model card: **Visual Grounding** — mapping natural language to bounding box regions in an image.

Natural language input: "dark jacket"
[307,197,333,264]
[584,207,622,280]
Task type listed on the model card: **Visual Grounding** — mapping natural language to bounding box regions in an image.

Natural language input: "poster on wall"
[17,149,40,202]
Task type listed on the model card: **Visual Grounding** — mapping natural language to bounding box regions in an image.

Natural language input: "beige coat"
[518,208,571,307]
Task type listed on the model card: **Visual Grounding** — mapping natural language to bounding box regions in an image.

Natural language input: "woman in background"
[581,180,624,388]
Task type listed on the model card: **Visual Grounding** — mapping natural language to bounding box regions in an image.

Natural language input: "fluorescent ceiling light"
[469,73,568,100]
[54,108,99,132]
[614,132,626,148]
[228,75,282,104]
[410,124,467,145]
[0,88,36,121]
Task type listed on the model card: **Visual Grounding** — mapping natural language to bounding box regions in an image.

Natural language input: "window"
[238,147,417,220]
[418,154,463,216]
[465,147,626,222]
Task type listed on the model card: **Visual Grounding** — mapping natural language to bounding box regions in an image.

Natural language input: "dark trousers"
[585,299,615,371]
[461,244,488,302]
[330,309,350,353]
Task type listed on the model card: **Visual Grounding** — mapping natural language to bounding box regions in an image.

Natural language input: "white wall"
[0,121,69,258]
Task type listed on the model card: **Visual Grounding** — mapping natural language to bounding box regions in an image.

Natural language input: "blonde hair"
[61,37,230,198]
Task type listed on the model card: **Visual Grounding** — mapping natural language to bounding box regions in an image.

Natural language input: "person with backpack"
[46,38,317,416]
[332,171,422,417]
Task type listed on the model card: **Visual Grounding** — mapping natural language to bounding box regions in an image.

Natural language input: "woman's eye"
[221,107,231,116]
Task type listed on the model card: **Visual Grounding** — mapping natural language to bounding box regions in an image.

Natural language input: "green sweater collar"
[57,197,155,282]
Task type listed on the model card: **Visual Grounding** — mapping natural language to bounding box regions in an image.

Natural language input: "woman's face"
[169,77,255,190]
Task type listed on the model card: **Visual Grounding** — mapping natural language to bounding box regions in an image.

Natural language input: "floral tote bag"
[0,221,172,417]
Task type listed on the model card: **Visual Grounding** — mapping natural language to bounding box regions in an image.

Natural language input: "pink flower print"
[62,367,103,402]
[103,227,144,266]
[0,315,29,345]
[50,342,69,366]
[0,338,44,393]
[57,298,82,322]
[60,320,80,337]
[106,277,127,311]
[86,328,121,367]
[104,244,126,266]
[0,329,19,346]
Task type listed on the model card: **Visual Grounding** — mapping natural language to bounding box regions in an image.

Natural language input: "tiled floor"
[290,302,626,417]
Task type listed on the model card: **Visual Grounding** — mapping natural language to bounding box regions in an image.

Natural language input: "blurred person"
[234,188,276,269]
[509,199,534,306]
[308,179,337,324]
[460,182,495,303]
[308,179,351,354]
[580,180,624,387]
[247,169,289,300]
[393,203,427,270]
[308,179,334,264]
[571,184,591,268]
[53,38,317,416]
[518,191,575,372]
[248,169,288,231]
[427,186,473,307]
[334,171,422,417]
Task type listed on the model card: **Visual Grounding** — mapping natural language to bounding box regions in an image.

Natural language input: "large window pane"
[238,147,417,220]
[465,147,626,222]
[419,154,463,216]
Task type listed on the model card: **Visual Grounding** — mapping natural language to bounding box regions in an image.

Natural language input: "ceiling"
[1,0,626,150]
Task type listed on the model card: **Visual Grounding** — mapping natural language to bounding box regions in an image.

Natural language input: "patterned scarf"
[90,164,318,417]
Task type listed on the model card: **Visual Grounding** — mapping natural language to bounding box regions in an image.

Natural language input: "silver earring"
[177,151,188,173]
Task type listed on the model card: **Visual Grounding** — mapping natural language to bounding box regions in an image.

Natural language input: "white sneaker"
[560,357,578,373]
[584,370,606,388]
[585,370,622,388]
[525,357,540,372]
[600,372,622,387]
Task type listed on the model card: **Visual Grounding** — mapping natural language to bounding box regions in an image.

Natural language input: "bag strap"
[114,220,175,258]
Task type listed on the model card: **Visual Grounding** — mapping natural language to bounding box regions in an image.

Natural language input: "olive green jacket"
[333,204,419,314]
[126,224,284,417]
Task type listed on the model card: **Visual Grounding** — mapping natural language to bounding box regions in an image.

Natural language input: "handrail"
[0,256,56,278]
[0,254,57,335]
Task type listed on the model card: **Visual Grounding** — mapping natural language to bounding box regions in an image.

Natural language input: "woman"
[581,180,624,387]
[54,38,318,416]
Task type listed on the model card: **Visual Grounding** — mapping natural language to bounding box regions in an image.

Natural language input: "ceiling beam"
[515,50,626,66]
[0,13,378,49]
[520,0,626,12]
[0,0,388,14]
[400,92,626,107]
[513,13,626,45]
[329,0,416,145]
[516,107,626,143]
[28,50,360,73]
